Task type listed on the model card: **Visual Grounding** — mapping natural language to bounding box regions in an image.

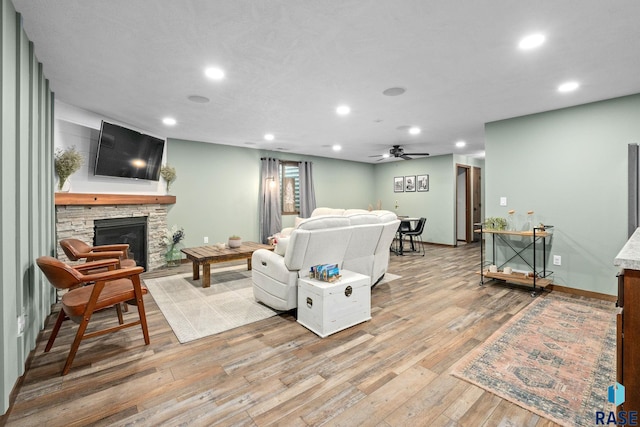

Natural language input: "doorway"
[456,165,481,244]
[456,165,471,244]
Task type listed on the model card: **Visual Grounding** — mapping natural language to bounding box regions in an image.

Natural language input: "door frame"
[456,164,472,244]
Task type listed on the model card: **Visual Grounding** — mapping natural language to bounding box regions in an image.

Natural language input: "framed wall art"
[405,175,416,192]
[394,176,404,192]
[417,174,429,192]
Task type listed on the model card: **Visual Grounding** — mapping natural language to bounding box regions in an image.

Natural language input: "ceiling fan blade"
[400,154,413,160]
[368,154,383,157]
[403,152,430,156]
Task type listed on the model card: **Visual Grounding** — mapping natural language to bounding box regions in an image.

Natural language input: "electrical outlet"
[204,236,209,244]
[553,255,562,266]
[500,197,507,206]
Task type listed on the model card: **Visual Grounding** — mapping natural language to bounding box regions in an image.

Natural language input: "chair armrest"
[73,258,121,272]
[85,250,128,261]
[91,244,129,252]
[80,266,145,283]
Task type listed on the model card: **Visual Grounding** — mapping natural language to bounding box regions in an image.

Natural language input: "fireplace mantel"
[55,193,176,206]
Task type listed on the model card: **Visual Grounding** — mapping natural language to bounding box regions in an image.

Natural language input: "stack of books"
[309,264,341,282]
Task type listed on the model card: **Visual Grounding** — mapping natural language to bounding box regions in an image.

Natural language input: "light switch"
[500,197,507,206]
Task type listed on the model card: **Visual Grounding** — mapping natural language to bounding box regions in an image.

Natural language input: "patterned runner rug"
[450,292,618,426]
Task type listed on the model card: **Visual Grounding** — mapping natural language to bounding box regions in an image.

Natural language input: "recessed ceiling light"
[332,144,342,152]
[382,153,390,158]
[162,117,177,126]
[264,133,275,141]
[558,81,580,92]
[204,67,225,80]
[336,105,351,116]
[188,95,210,103]
[382,87,406,96]
[519,33,546,50]
[409,127,421,135]
[456,140,466,148]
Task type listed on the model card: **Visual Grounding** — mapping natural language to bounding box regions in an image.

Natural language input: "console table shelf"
[476,224,554,296]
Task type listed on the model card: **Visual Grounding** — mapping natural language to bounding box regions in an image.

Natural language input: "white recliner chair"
[252,215,353,311]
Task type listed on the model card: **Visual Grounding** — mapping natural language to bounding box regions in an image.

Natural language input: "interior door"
[456,165,472,243]
[472,167,482,242]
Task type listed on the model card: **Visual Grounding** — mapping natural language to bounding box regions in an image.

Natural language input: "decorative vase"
[228,238,242,248]
[57,178,71,192]
[165,244,182,267]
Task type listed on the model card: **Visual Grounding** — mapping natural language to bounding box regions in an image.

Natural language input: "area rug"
[450,292,618,427]
[143,266,279,343]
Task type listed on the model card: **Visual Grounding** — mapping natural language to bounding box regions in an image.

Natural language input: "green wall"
[165,139,482,249]
[485,93,640,295]
[165,139,376,247]
[1,0,55,414]
[374,154,469,245]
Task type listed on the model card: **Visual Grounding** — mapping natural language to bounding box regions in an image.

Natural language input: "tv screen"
[94,121,165,181]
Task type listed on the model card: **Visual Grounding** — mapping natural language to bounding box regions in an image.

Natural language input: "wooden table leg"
[192,260,200,280]
[202,262,211,288]
[247,257,252,270]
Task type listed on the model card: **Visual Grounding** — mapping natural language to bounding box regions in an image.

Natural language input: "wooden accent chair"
[59,238,136,269]
[36,256,150,375]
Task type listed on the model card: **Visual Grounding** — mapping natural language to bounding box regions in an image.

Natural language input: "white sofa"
[252,209,399,311]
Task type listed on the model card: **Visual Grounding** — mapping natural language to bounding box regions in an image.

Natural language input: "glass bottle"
[526,211,534,232]
[507,210,516,231]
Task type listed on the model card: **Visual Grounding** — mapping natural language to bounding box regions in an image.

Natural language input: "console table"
[477,224,554,296]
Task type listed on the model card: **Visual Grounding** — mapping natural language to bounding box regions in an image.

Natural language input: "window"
[280,161,300,215]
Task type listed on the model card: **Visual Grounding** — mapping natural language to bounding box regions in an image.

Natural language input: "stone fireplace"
[55,193,176,271]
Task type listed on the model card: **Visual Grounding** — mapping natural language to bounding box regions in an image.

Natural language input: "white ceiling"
[12,0,640,163]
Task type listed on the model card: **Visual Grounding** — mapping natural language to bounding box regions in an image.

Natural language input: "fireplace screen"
[94,217,148,271]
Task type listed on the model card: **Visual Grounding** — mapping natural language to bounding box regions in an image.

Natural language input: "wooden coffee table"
[181,242,273,288]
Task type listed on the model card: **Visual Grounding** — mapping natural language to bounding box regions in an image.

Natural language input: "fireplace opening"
[94,217,148,271]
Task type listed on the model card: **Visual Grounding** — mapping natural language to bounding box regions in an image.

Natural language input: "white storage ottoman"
[297,270,371,338]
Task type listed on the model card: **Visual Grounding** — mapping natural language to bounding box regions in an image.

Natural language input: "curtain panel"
[259,158,282,243]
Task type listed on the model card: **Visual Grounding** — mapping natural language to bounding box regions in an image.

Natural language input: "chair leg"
[45,310,66,352]
[132,277,150,345]
[136,299,150,345]
[116,303,124,325]
[62,312,93,375]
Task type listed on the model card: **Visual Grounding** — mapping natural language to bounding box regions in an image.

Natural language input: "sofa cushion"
[345,212,381,226]
[371,210,398,223]
[274,236,290,256]
[344,208,369,216]
[296,215,350,231]
[311,207,345,216]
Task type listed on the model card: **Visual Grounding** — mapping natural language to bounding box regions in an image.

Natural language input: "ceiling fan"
[369,145,430,161]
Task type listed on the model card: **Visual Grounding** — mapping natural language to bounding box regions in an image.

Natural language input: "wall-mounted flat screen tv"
[94,121,165,181]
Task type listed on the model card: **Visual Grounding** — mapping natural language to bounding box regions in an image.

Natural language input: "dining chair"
[398,217,426,256]
[36,256,149,375]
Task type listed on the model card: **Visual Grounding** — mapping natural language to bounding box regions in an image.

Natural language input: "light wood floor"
[2,243,562,426]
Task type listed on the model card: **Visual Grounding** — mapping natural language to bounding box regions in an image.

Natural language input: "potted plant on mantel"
[54,146,83,192]
[228,235,242,248]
